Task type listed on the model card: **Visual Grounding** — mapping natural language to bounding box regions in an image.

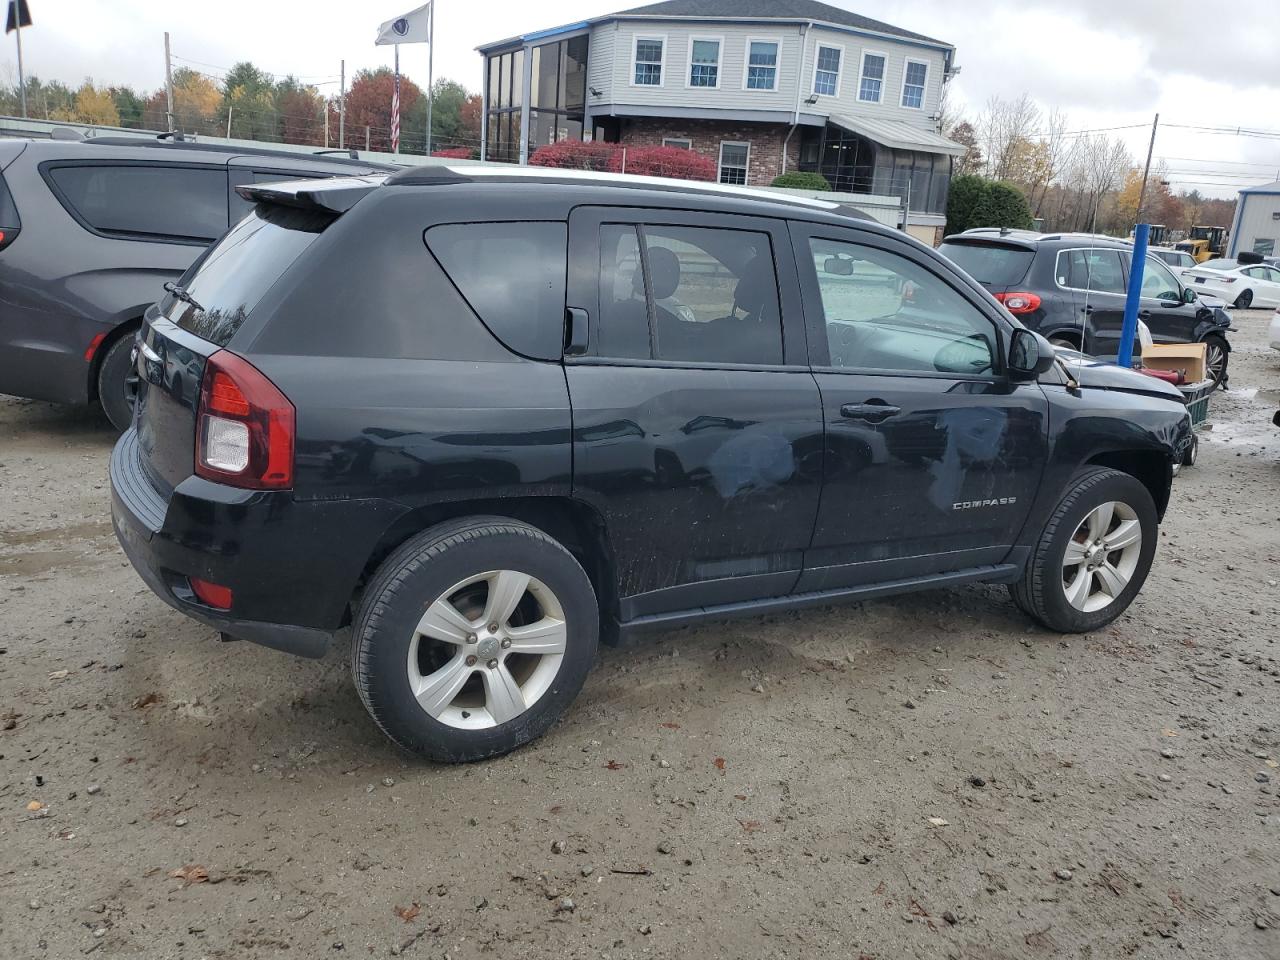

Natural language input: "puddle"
[1198,387,1278,450]
[0,519,113,547]
[0,550,90,578]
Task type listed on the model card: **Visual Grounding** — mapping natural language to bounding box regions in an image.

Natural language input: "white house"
[477,0,965,242]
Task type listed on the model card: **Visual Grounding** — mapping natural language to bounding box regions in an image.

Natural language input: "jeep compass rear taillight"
[195,351,294,489]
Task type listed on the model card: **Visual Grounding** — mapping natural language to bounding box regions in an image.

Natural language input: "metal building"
[1228,180,1280,259]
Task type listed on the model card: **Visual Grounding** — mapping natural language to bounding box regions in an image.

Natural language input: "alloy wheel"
[1061,501,1143,613]
[1206,342,1227,386]
[406,570,566,730]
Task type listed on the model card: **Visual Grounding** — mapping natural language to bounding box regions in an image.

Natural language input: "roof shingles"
[613,0,948,47]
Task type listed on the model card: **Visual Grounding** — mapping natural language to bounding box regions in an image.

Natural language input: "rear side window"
[426,222,567,360]
[0,169,19,228]
[1058,249,1126,295]
[168,205,329,346]
[596,224,782,365]
[45,163,227,243]
[937,242,1033,286]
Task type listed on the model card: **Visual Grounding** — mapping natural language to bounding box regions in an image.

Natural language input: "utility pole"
[365,125,370,152]
[425,0,435,155]
[226,106,232,139]
[339,59,346,150]
[324,105,329,148]
[13,1,26,118]
[1135,112,1159,227]
[164,31,175,133]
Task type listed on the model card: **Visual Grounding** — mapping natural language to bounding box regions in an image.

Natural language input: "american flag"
[391,46,401,153]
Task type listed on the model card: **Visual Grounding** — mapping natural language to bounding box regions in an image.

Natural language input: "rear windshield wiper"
[163,280,204,312]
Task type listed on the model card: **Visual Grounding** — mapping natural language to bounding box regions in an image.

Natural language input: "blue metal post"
[1118,223,1149,368]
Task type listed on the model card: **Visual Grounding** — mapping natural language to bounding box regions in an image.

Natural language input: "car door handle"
[564,307,589,357]
[840,402,901,423]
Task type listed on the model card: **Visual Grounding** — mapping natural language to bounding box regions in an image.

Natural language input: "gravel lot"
[2,311,1278,959]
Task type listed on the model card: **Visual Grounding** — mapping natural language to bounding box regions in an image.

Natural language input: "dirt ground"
[2,312,1278,960]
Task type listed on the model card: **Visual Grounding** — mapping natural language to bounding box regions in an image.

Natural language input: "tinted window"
[0,170,19,228]
[46,163,226,242]
[1140,256,1182,300]
[1059,249,1126,295]
[597,224,782,365]
[1200,259,1236,271]
[168,205,329,346]
[427,222,567,361]
[809,237,996,376]
[937,242,1033,286]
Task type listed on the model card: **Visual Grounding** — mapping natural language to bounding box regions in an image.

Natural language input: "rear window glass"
[168,205,329,346]
[0,170,19,228]
[937,242,1033,286]
[1199,259,1236,271]
[425,222,567,360]
[45,163,226,242]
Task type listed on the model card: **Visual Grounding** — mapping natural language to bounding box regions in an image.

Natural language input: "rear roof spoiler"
[235,175,386,214]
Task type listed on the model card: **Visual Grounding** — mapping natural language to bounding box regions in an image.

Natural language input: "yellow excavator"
[1174,225,1228,263]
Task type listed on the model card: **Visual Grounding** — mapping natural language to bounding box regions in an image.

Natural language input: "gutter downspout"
[779,21,812,177]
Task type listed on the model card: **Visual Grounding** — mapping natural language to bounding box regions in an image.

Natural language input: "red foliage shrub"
[431,147,475,159]
[612,145,717,182]
[529,139,619,171]
[529,140,717,183]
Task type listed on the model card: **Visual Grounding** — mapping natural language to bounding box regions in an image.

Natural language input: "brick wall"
[613,117,802,187]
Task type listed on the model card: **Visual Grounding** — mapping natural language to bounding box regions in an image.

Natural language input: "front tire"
[351,517,598,762]
[1010,468,1158,633]
[97,333,138,432]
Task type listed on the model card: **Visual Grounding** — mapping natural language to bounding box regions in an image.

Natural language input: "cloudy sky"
[3,0,1277,197]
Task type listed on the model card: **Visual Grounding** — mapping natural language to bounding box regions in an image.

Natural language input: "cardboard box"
[1141,342,1206,384]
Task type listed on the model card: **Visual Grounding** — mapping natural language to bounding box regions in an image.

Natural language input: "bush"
[614,145,716,181]
[770,171,831,191]
[528,139,618,171]
[431,146,474,159]
[945,175,1032,235]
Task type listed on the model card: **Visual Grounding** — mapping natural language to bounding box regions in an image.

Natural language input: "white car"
[1269,308,1280,352]
[1150,246,1198,272]
[1181,259,1280,309]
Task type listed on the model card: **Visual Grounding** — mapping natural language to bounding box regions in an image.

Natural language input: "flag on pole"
[391,46,401,153]
[6,0,32,33]
[375,2,431,45]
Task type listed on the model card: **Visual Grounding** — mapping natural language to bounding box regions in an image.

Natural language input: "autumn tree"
[222,61,277,140]
[949,121,983,178]
[171,67,222,135]
[50,82,120,125]
[345,67,423,153]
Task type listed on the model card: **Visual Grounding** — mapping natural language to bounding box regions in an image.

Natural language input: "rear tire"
[1048,334,1080,351]
[1233,289,1253,309]
[351,517,598,762]
[96,333,137,433]
[1010,468,1158,633]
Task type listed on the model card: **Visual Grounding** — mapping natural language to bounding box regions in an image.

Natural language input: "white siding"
[1236,193,1280,256]
[589,20,949,131]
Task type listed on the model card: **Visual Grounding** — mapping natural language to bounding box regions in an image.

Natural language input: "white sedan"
[1270,308,1280,353]
[1181,259,1280,309]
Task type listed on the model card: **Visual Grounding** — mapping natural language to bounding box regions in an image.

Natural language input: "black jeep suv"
[111,167,1193,761]
[0,135,393,430]
[938,229,1232,386]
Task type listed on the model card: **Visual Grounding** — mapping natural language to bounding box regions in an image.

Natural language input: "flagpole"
[14,3,26,119]
[425,0,434,155]
[393,43,400,154]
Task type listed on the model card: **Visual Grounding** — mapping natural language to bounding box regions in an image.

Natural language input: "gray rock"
[657,841,672,855]
[903,699,918,710]
[1055,868,1074,881]
[174,817,188,827]
[1158,774,1172,783]
[1160,748,1176,759]
[286,907,313,922]
[556,897,575,913]
[381,777,395,787]
[551,839,566,854]
[943,910,959,925]
[750,683,764,694]
[580,865,595,877]
[86,784,101,795]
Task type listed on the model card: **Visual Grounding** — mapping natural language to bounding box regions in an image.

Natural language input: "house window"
[902,60,928,109]
[813,44,841,96]
[745,40,779,90]
[859,52,886,102]
[689,38,720,88]
[718,141,749,185]
[662,137,692,150]
[634,37,664,86]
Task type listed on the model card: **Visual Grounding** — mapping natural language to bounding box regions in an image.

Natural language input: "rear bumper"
[110,428,400,659]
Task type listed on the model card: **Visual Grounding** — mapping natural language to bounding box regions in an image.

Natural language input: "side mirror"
[1182,287,1197,304]
[1008,328,1056,380]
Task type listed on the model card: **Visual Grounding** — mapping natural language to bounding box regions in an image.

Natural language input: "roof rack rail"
[314,148,359,160]
[156,131,188,142]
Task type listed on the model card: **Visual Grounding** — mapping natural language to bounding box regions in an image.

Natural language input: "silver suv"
[0,135,393,430]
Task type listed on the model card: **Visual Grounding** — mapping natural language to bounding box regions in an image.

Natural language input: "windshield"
[168,205,331,346]
[937,242,1034,286]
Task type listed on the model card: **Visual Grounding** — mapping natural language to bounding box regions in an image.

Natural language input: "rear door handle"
[840,402,901,423]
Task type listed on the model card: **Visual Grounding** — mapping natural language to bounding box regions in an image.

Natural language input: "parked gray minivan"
[0,135,394,429]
